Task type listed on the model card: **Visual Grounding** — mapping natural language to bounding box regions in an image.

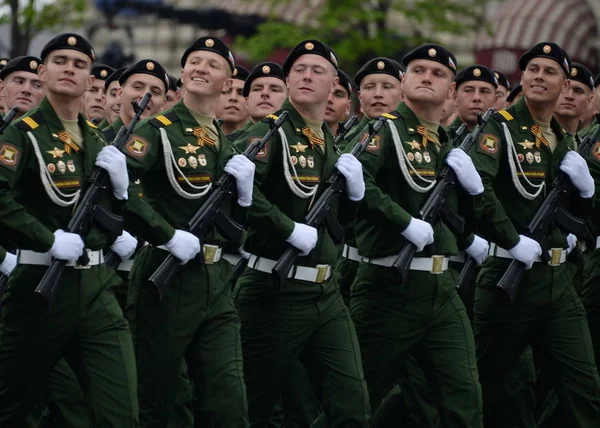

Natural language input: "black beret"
[506,82,522,103]
[180,37,235,72]
[167,74,178,92]
[402,44,457,74]
[176,77,182,89]
[337,69,353,95]
[390,59,406,78]
[569,62,595,91]
[119,59,170,93]
[455,65,498,89]
[283,40,339,76]
[493,70,510,91]
[91,64,115,81]
[354,57,402,87]
[232,66,250,81]
[594,74,600,89]
[518,42,571,76]
[41,33,95,63]
[0,56,40,80]
[104,67,126,91]
[243,62,286,97]
[0,58,10,70]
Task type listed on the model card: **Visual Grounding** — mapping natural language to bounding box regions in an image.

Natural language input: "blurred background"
[0,0,597,86]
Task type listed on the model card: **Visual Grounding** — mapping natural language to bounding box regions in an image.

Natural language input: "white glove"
[111,231,137,262]
[507,235,542,270]
[0,252,17,276]
[95,146,129,200]
[224,155,255,207]
[560,151,594,198]
[465,235,489,265]
[50,230,85,262]
[164,230,201,265]
[286,222,318,256]
[445,149,484,195]
[335,154,365,201]
[566,233,577,255]
[401,218,434,252]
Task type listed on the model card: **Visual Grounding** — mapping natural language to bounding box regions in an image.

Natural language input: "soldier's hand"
[559,151,594,198]
[50,230,85,263]
[508,235,542,270]
[224,155,255,207]
[335,154,365,201]
[566,233,577,255]
[165,230,201,265]
[286,222,318,256]
[445,149,484,196]
[0,252,17,276]
[111,231,137,262]
[95,146,129,200]
[401,218,434,252]
[465,235,489,265]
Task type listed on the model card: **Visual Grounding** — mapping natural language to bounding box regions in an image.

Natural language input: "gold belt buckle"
[548,248,564,267]
[74,249,92,270]
[203,245,218,264]
[315,264,329,283]
[430,255,445,274]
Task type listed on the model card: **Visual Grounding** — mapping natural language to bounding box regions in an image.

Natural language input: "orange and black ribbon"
[530,124,550,149]
[301,127,325,148]
[416,125,438,149]
[57,130,80,154]
[192,126,216,147]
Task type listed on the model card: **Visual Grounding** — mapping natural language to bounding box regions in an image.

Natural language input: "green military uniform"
[123,98,248,427]
[471,97,600,427]
[233,99,370,427]
[0,96,138,425]
[97,117,109,130]
[349,101,483,426]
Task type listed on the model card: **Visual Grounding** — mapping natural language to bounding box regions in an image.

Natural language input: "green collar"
[395,102,449,143]
[279,98,334,140]
[511,96,565,138]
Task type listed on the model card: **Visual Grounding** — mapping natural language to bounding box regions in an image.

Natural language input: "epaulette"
[86,120,98,129]
[16,111,45,132]
[381,112,398,120]
[102,127,117,143]
[494,109,514,122]
[261,110,284,124]
[149,112,180,129]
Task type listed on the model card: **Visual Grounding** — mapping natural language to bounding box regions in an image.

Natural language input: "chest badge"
[67,160,75,172]
[423,152,431,163]
[180,143,199,154]
[407,152,415,162]
[47,147,65,158]
[415,152,423,163]
[407,140,421,150]
[57,160,66,174]
[526,152,534,164]
[178,158,187,167]
[198,154,207,166]
[291,142,308,153]
[534,151,541,163]
[519,140,535,150]
[307,156,314,168]
[299,155,307,168]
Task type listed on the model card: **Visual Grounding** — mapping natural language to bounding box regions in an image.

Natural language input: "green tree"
[1,0,88,58]
[236,0,489,74]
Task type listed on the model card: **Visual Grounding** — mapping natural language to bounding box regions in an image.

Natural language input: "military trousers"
[234,268,370,428]
[349,262,483,428]
[474,258,600,428]
[127,246,248,428]
[0,264,138,427]
[333,257,359,306]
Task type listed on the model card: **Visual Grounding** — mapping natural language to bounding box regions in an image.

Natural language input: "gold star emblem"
[518,140,535,150]
[179,144,199,154]
[290,142,308,153]
[47,147,65,158]
[406,140,421,150]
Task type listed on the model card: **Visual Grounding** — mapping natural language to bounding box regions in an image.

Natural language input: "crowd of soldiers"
[0,29,598,428]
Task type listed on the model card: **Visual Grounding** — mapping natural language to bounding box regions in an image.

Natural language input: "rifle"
[391,109,494,282]
[35,93,153,306]
[271,115,386,289]
[148,112,290,299]
[497,114,600,302]
[333,115,358,154]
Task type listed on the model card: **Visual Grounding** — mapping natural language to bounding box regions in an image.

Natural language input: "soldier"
[217,65,250,139]
[0,56,45,118]
[165,74,181,110]
[324,69,353,136]
[493,70,511,111]
[349,43,484,427]
[233,39,370,427]
[243,61,287,125]
[507,82,523,106]
[579,75,600,135]
[81,63,114,124]
[0,33,138,425]
[98,66,125,129]
[122,36,253,427]
[471,42,600,427]
[555,62,595,137]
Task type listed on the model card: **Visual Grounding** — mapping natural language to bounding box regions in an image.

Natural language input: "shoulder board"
[261,109,284,124]
[149,112,180,128]
[86,120,98,129]
[495,109,514,122]
[16,111,45,131]
[381,112,398,120]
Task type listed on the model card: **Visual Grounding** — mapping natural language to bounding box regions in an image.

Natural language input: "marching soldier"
[217,65,250,139]
[554,62,595,138]
[82,63,114,124]
[243,61,288,126]
[122,36,253,427]
[493,70,511,111]
[0,33,138,425]
[0,56,45,118]
[471,42,600,427]
[233,39,370,427]
[324,69,353,136]
[98,66,125,129]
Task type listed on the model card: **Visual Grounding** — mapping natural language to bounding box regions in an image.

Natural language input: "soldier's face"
[83,79,106,122]
[245,76,287,122]
[402,60,454,106]
[216,78,248,124]
[1,71,44,114]
[181,51,231,98]
[165,89,180,110]
[118,74,166,122]
[325,82,351,125]
[521,58,569,105]
[39,50,92,98]
[554,80,593,119]
[494,86,509,111]
[358,74,401,119]
[105,81,121,124]
[455,81,496,126]
[287,55,337,107]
